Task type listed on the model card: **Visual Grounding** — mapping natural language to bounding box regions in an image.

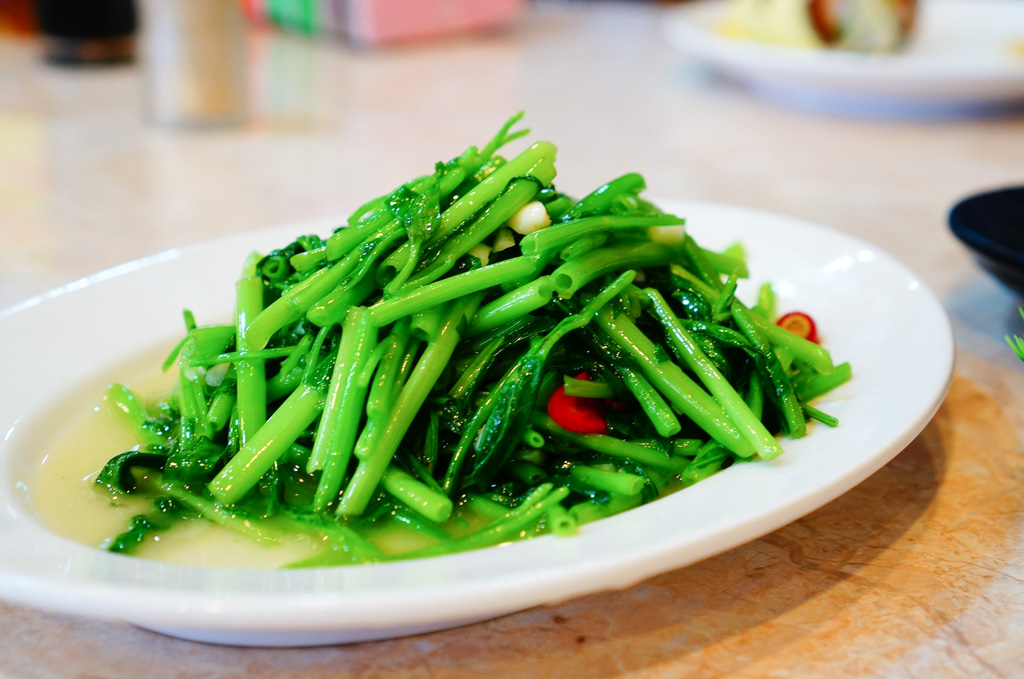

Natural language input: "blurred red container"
[0,0,35,35]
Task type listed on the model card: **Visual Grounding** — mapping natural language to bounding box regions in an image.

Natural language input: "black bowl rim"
[949,185,1024,270]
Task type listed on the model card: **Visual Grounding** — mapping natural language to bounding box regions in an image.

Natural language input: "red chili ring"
[777,311,819,343]
[547,371,608,435]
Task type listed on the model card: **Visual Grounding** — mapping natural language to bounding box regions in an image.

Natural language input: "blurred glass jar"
[140,0,248,126]
[34,0,137,65]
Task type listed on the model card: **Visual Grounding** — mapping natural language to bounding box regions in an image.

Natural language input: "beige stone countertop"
[3,2,1024,677]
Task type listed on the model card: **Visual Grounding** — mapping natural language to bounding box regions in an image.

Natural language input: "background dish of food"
[664,0,1024,117]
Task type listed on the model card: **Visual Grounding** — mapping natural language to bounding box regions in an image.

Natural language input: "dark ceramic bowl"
[949,186,1024,296]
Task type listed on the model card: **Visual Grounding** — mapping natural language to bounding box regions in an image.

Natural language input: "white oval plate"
[664,0,1024,116]
[0,200,953,646]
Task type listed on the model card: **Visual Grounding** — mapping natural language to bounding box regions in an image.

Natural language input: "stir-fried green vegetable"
[96,113,852,566]
[1008,309,1024,363]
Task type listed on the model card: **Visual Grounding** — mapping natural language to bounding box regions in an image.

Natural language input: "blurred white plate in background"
[664,0,1024,116]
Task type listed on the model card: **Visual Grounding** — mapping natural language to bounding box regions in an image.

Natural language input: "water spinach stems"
[96,113,852,565]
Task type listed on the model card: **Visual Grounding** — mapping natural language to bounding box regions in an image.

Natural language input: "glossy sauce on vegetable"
[32,401,467,568]
[29,368,493,568]
[30,371,324,569]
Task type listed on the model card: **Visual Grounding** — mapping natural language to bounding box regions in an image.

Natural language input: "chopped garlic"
[205,362,231,387]
[506,201,551,236]
[492,226,517,253]
[648,224,687,247]
[468,243,491,267]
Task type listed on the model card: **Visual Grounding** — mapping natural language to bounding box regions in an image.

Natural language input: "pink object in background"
[346,0,524,46]
[245,0,526,47]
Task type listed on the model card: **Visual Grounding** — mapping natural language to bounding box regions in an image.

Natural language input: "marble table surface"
[2,2,1024,677]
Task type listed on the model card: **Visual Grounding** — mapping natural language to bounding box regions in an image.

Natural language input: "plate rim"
[0,200,955,644]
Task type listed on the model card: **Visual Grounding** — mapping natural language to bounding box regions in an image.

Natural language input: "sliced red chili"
[777,311,819,344]
[547,371,608,435]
